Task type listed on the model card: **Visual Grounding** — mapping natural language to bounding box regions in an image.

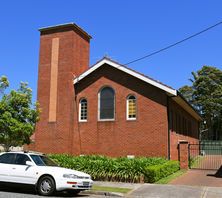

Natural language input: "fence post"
[179,140,189,170]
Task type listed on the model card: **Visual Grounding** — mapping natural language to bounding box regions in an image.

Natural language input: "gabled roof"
[73,57,201,121]
[73,57,177,96]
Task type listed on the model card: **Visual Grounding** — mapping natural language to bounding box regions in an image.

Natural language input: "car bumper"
[56,178,93,191]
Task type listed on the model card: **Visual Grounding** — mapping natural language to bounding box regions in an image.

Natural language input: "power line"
[125,20,222,65]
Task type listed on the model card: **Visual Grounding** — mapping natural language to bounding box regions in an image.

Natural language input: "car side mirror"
[26,161,34,166]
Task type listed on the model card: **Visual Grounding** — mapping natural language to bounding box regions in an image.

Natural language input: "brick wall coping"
[39,23,92,41]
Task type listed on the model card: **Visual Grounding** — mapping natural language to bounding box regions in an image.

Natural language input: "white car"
[0,151,93,196]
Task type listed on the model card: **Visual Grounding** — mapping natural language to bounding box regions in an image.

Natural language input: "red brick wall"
[169,99,199,160]
[32,27,90,154]
[29,25,199,159]
[73,65,169,157]
[178,141,189,169]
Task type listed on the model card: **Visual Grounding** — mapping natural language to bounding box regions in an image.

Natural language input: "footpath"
[84,181,222,198]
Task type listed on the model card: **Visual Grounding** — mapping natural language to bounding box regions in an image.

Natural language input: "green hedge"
[144,161,180,183]
[49,154,179,183]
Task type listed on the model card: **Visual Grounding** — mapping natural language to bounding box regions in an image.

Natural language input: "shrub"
[144,161,179,183]
[49,154,179,183]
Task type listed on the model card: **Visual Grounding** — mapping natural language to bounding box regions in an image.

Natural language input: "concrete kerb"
[93,181,143,190]
[83,190,124,197]
[82,181,144,197]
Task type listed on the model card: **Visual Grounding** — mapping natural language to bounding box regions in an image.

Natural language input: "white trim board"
[74,58,177,96]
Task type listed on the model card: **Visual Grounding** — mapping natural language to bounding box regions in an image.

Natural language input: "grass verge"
[155,170,186,184]
[92,185,132,193]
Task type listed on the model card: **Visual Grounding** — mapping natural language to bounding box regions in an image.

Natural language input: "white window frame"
[126,95,137,120]
[79,98,87,122]
[98,86,115,121]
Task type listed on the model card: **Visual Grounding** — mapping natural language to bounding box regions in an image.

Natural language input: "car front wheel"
[37,176,55,196]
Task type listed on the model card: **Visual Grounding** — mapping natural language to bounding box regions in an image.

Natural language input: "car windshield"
[30,155,58,166]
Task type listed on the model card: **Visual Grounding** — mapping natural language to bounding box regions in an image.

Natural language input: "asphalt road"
[0,191,102,198]
[2,183,222,198]
[0,185,100,198]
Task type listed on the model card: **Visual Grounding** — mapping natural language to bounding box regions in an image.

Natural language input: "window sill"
[79,120,87,123]
[98,119,115,122]
[127,118,137,121]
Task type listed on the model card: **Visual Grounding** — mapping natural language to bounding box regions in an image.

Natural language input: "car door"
[10,153,38,184]
[0,153,16,182]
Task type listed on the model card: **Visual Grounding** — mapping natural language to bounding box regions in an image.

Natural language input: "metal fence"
[189,142,222,170]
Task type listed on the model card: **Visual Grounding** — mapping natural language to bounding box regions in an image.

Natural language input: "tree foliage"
[0,76,9,95]
[179,66,222,140]
[0,76,40,151]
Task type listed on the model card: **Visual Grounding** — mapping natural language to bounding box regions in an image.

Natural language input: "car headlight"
[63,174,78,179]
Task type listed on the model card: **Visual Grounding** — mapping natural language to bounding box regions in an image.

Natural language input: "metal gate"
[188,142,222,170]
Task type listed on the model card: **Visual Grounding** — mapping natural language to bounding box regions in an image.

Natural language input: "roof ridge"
[90,57,175,91]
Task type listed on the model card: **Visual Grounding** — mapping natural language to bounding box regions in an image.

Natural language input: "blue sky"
[0,1,222,100]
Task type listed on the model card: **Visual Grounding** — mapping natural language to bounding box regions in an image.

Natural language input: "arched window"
[99,87,115,120]
[127,95,136,120]
[79,98,87,122]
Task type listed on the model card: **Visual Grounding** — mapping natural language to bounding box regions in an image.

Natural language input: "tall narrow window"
[127,95,136,120]
[99,87,115,120]
[79,98,87,122]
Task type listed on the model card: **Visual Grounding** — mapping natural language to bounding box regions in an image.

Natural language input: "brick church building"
[29,23,201,160]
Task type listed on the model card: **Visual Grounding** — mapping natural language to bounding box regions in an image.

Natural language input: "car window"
[0,153,16,164]
[30,155,58,166]
[40,155,58,166]
[15,154,31,165]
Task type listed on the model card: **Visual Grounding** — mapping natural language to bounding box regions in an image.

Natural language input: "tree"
[179,66,222,140]
[0,76,9,95]
[179,85,194,106]
[0,76,40,151]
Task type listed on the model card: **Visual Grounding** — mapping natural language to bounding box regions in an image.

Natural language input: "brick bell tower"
[32,23,91,154]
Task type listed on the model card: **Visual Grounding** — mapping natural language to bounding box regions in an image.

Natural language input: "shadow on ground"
[0,183,88,197]
[207,166,222,178]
